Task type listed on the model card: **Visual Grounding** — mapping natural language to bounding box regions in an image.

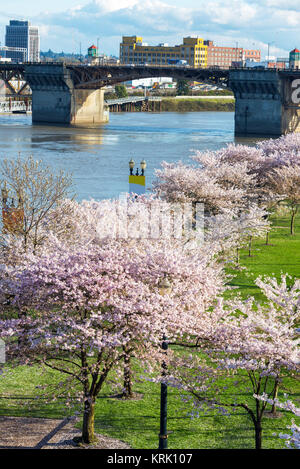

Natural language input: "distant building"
[88,45,98,58]
[120,36,208,67]
[205,40,260,67]
[5,20,40,62]
[276,58,289,69]
[205,40,243,67]
[244,49,261,62]
[244,59,266,68]
[103,56,119,66]
[87,44,99,64]
[0,46,27,63]
[127,77,173,88]
[120,36,261,69]
[244,58,287,70]
[289,48,300,69]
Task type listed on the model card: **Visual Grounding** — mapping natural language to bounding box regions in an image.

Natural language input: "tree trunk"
[265,230,270,246]
[248,236,252,257]
[236,248,240,265]
[82,397,96,444]
[18,309,29,348]
[271,378,279,415]
[122,346,133,399]
[290,211,296,236]
[254,419,262,450]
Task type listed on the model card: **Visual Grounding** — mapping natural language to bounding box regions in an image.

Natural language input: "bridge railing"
[105,96,162,105]
[105,97,147,105]
[0,99,31,112]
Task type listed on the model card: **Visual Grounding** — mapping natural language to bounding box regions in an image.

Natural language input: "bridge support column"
[229,69,300,136]
[25,64,109,125]
[71,89,109,125]
[234,96,283,136]
[229,69,283,136]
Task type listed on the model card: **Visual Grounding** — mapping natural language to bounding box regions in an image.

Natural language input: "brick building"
[204,40,260,67]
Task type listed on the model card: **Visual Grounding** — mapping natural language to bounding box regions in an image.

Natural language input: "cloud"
[12,0,299,56]
[91,0,139,13]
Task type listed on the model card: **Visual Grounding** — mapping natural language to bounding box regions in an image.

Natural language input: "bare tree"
[267,164,300,236]
[0,155,74,252]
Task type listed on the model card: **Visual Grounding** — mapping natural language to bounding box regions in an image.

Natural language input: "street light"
[129,158,135,175]
[140,159,147,176]
[158,275,171,450]
[97,37,100,64]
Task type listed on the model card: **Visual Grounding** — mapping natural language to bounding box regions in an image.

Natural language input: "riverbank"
[161,97,235,112]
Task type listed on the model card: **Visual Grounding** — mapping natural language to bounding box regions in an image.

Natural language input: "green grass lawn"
[0,214,299,449]
[227,213,300,301]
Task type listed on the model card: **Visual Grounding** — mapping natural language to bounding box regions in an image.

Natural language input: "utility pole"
[267,42,275,67]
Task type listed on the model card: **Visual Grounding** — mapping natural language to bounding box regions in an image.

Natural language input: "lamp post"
[129,158,135,175]
[140,159,147,176]
[267,42,274,67]
[158,275,172,450]
[128,159,146,195]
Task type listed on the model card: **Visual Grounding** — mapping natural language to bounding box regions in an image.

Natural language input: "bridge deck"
[0,62,299,92]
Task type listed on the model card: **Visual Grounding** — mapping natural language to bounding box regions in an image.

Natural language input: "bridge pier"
[229,69,300,136]
[71,89,108,124]
[25,64,109,125]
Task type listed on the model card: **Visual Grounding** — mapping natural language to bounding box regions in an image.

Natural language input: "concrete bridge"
[0,63,299,135]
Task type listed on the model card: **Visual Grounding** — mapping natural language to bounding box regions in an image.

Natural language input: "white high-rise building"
[5,20,40,62]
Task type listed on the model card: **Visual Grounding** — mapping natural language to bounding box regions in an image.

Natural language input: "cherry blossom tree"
[0,196,225,444]
[255,396,300,449]
[266,164,300,235]
[205,205,270,265]
[153,159,251,214]
[154,134,300,223]
[166,275,300,449]
[258,133,300,158]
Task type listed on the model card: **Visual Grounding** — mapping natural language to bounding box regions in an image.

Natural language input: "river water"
[0,112,260,200]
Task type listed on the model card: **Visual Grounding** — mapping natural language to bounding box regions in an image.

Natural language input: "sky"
[0,0,299,58]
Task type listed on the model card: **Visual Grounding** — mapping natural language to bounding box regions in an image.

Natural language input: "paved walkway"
[0,416,130,449]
